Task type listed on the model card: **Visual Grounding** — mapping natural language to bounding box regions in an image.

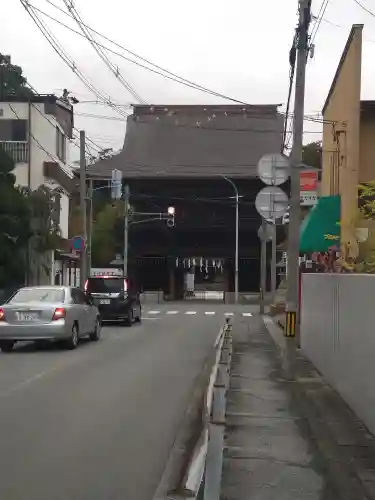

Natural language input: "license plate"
[16,312,37,321]
[100,299,110,305]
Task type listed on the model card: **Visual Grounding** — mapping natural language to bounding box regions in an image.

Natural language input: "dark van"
[85,271,141,326]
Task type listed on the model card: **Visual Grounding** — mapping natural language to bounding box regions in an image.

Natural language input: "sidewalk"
[220,314,336,499]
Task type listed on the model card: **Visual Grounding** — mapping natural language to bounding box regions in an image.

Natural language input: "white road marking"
[143,317,160,320]
[205,312,216,315]
[225,312,234,316]
[242,312,253,317]
[185,311,197,315]
[148,310,161,315]
[166,311,179,315]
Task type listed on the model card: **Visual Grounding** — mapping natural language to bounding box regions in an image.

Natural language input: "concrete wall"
[321,25,363,255]
[301,273,375,435]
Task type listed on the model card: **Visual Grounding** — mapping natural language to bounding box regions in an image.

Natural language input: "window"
[56,126,66,162]
[71,288,86,305]
[8,288,65,304]
[86,278,126,294]
[0,119,27,141]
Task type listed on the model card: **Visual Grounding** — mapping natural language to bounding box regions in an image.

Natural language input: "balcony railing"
[0,141,29,163]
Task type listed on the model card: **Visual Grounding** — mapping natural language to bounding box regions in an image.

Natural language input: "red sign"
[300,171,318,192]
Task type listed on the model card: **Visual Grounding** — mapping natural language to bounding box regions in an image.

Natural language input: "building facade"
[0,94,78,285]
[85,104,287,300]
[320,24,375,258]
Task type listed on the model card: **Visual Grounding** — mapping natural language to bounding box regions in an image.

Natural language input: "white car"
[0,286,101,352]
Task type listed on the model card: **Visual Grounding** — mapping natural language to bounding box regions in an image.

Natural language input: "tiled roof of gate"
[86,104,285,180]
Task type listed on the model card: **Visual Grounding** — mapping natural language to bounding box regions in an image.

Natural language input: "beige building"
[321,24,375,257]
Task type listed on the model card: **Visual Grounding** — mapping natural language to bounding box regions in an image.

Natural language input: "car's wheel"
[135,306,142,323]
[0,340,15,353]
[89,318,101,341]
[124,309,133,327]
[65,323,79,350]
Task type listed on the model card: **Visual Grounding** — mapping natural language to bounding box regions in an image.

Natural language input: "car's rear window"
[86,278,125,293]
[9,288,65,304]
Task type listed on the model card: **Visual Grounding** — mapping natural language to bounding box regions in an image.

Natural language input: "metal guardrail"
[177,318,232,499]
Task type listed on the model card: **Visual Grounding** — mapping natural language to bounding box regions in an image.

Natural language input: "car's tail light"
[124,279,128,292]
[0,308,5,321]
[52,307,66,320]
[84,280,88,292]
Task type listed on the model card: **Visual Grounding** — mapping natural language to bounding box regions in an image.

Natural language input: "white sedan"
[0,286,101,352]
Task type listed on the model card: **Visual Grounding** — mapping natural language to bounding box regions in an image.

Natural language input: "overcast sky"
[2,0,375,163]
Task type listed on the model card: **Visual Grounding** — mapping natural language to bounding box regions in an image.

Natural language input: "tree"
[0,54,34,99]
[91,200,133,266]
[0,146,30,287]
[91,203,122,265]
[302,141,322,170]
[0,145,62,287]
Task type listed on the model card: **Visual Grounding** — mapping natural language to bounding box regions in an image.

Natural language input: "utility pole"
[259,218,267,314]
[271,221,277,304]
[234,189,239,305]
[79,130,87,288]
[220,175,239,304]
[285,0,311,337]
[87,179,93,273]
[123,184,130,278]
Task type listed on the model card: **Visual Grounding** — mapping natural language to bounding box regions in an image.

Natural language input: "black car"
[85,276,141,325]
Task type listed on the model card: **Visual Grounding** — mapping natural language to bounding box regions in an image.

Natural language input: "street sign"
[300,171,318,191]
[255,186,289,221]
[111,169,122,200]
[257,153,289,186]
[300,192,318,206]
[70,236,85,252]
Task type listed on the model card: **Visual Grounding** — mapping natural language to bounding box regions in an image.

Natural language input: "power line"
[20,0,130,118]
[60,0,146,104]
[29,99,103,162]
[310,0,331,43]
[75,111,127,121]
[31,1,247,104]
[283,30,298,151]
[8,103,74,177]
[352,0,375,17]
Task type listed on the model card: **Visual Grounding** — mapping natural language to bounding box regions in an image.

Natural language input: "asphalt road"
[0,302,252,500]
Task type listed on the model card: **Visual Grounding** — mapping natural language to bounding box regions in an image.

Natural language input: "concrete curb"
[263,316,375,500]
[152,327,226,500]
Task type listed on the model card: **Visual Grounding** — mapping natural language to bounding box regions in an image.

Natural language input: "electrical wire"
[29,99,104,163]
[94,190,259,208]
[282,30,298,151]
[20,0,130,118]
[310,0,331,44]
[7,103,74,177]
[352,0,375,17]
[60,0,146,104]
[3,66,106,159]
[30,1,247,104]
